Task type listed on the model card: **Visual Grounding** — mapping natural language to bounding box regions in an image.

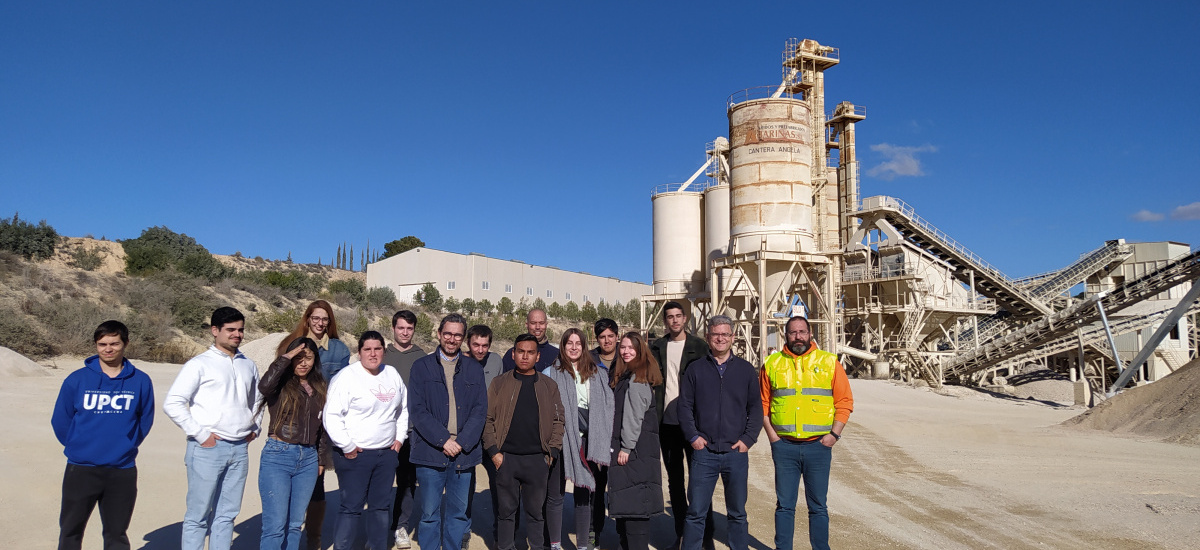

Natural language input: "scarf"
[547,363,614,490]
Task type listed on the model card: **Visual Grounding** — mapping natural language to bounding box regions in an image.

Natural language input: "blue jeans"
[684,448,749,550]
[770,439,832,550]
[258,439,319,550]
[333,448,398,550]
[415,464,473,550]
[182,438,250,550]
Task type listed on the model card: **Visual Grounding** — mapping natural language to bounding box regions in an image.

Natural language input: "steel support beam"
[1109,281,1200,394]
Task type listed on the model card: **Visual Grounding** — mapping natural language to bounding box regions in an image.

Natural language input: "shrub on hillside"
[255,307,303,333]
[0,213,58,260]
[414,283,443,313]
[23,296,122,356]
[237,269,326,298]
[68,246,105,271]
[328,279,366,304]
[0,313,56,358]
[364,287,397,310]
[121,271,220,335]
[122,226,213,275]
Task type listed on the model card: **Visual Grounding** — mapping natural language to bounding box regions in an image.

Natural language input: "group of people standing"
[51,298,854,550]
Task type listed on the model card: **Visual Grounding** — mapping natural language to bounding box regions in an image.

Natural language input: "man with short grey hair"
[678,315,761,550]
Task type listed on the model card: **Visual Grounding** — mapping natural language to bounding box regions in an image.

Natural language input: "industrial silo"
[651,185,704,295]
[727,96,814,254]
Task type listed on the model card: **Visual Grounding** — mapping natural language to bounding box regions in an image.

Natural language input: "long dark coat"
[606,372,664,519]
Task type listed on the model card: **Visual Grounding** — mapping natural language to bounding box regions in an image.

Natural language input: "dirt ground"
[3,361,1197,550]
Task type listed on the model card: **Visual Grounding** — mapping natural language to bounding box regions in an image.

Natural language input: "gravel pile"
[1064,358,1200,445]
[1008,367,1074,404]
[239,332,287,373]
[0,346,49,377]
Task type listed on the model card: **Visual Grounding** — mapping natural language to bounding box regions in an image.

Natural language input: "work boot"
[304,500,326,550]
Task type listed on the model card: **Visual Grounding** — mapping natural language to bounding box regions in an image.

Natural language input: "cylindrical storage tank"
[727,97,813,254]
[652,185,704,295]
[703,183,730,266]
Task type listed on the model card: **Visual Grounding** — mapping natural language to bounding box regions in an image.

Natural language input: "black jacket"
[649,333,710,420]
[607,372,664,519]
[677,354,762,452]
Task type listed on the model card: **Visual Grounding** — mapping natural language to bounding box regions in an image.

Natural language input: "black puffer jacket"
[607,372,664,519]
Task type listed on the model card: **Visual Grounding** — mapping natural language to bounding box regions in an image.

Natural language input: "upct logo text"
[83,391,135,411]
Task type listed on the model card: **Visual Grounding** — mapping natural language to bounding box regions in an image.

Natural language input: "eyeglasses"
[441,332,465,340]
[310,317,330,324]
[709,333,732,339]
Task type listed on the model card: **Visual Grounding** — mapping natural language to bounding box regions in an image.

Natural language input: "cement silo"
[727,96,814,255]
[652,185,704,295]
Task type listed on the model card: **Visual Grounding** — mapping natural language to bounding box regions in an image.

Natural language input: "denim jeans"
[684,448,749,550]
[333,448,398,550]
[415,464,473,550]
[182,438,250,550]
[770,439,832,550]
[258,439,319,550]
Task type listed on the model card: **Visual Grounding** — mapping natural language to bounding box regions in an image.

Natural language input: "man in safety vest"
[760,316,854,550]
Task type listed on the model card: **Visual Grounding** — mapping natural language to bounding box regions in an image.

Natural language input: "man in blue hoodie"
[52,320,155,550]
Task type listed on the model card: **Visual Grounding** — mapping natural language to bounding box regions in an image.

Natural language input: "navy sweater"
[677,354,762,451]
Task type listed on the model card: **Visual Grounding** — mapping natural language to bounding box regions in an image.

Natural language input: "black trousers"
[591,462,608,536]
[391,442,418,531]
[616,518,650,550]
[59,464,138,550]
[660,423,714,542]
[496,453,549,550]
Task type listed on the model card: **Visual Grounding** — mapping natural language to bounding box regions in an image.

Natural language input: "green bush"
[68,247,105,271]
[497,297,514,316]
[256,307,303,333]
[237,269,326,298]
[178,252,231,281]
[364,286,397,310]
[445,297,461,313]
[477,299,494,316]
[414,283,443,313]
[328,279,366,303]
[0,213,58,260]
[121,226,211,275]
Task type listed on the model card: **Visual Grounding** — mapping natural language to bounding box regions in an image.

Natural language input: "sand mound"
[1063,358,1200,445]
[1008,367,1074,404]
[0,346,50,377]
[240,332,287,373]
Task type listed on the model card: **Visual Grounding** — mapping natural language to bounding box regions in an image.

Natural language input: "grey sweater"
[620,381,653,453]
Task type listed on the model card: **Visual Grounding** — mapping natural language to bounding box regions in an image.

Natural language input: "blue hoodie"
[51,355,155,468]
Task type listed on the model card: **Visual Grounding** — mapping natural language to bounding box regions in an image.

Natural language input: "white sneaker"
[394,528,411,549]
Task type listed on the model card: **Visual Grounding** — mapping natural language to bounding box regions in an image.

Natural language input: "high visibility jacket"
[763,347,838,439]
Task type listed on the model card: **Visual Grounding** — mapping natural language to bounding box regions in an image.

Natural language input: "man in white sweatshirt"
[323,330,409,550]
[164,307,262,550]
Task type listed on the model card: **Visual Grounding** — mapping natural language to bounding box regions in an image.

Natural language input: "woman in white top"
[322,331,408,550]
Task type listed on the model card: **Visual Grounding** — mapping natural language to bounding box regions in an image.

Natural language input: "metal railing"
[828,104,867,120]
[858,196,1017,285]
[727,86,801,109]
[650,182,712,196]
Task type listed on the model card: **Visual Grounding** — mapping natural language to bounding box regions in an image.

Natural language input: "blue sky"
[2,1,1197,284]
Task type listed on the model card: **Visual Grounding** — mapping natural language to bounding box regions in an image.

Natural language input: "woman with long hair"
[277,300,352,381]
[543,328,614,550]
[607,332,664,550]
[322,331,408,550]
[258,337,329,550]
[277,300,350,549]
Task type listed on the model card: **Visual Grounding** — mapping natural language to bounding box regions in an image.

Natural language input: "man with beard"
[760,317,854,550]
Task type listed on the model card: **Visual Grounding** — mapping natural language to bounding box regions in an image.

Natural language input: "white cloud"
[1131,209,1165,222]
[1170,202,1200,220]
[866,143,937,181]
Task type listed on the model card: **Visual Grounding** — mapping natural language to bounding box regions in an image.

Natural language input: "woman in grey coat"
[607,332,664,550]
[544,328,614,550]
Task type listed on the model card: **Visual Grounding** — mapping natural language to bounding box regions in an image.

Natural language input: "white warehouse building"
[366,247,652,308]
